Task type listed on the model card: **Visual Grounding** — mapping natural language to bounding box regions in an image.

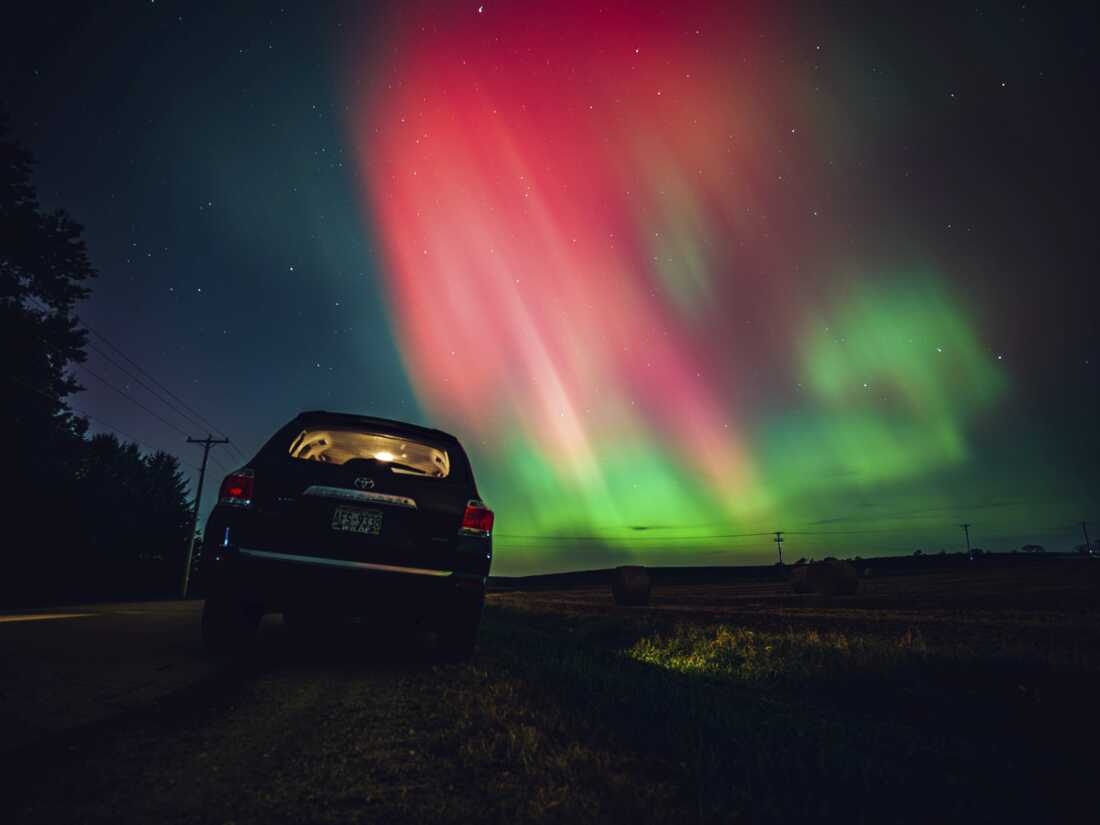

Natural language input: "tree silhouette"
[1,115,96,604]
[1,114,94,438]
[0,115,190,606]
[63,434,192,600]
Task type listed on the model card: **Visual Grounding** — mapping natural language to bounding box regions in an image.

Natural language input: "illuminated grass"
[625,624,924,684]
[477,598,1097,824]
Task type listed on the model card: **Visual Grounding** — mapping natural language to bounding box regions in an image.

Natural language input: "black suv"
[201,410,493,658]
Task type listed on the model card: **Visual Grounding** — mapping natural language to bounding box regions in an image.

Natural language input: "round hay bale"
[611,565,651,606]
[789,565,814,594]
[809,559,860,596]
[791,560,859,596]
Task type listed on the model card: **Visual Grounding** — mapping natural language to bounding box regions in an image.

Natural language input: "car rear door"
[246,432,469,572]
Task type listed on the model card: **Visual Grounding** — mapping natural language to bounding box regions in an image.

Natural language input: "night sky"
[3,1,1097,574]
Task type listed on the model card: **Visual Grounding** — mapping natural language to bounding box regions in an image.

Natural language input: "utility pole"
[774,531,785,565]
[1083,522,1093,557]
[182,435,229,598]
[960,523,972,560]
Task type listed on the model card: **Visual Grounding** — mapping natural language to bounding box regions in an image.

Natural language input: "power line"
[72,406,201,470]
[76,412,202,472]
[75,363,192,438]
[22,307,208,437]
[23,295,246,461]
[210,453,233,475]
[85,326,246,461]
[493,523,1100,548]
[1029,524,1085,534]
[3,373,201,471]
[495,525,966,542]
[84,339,215,436]
[496,522,1026,542]
[494,531,776,542]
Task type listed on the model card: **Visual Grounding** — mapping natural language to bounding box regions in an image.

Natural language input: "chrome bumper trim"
[302,485,417,509]
[239,547,451,577]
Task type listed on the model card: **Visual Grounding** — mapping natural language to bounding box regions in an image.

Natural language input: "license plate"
[331,506,383,535]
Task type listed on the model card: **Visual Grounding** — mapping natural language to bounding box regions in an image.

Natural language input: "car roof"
[291,410,461,445]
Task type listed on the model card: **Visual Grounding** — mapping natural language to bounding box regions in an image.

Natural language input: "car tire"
[438,606,482,661]
[283,610,332,643]
[202,598,260,656]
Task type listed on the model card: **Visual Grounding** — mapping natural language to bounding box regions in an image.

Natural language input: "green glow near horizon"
[469,274,1011,571]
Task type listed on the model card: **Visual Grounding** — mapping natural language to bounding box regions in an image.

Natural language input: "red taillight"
[219,469,255,507]
[460,499,494,537]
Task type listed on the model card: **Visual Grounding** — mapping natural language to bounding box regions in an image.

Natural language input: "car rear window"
[286,428,452,478]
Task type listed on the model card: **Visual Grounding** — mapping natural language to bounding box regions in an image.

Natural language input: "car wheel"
[202,598,260,656]
[438,610,481,661]
[282,610,329,642]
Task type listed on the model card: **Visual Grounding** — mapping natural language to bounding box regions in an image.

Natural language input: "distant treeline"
[5,433,194,606]
[1,115,194,607]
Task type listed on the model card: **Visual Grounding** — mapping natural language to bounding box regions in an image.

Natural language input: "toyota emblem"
[354,477,375,490]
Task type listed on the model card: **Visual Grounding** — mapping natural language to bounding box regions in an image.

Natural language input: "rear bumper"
[240,547,457,579]
[203,544,486,621]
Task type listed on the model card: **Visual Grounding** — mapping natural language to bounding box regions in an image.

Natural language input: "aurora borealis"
[4,1,1096,573]
[349,1,1048,566]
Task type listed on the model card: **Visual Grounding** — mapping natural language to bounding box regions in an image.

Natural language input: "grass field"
[475,559,1100,822]
[8,558,1099,824]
